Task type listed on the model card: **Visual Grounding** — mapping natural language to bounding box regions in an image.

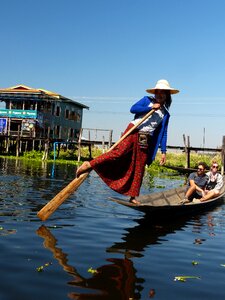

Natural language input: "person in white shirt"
[199,161,223,202]
[76,79,179,204]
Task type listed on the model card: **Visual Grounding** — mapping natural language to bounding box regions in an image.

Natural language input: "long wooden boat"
[109,177,225,219]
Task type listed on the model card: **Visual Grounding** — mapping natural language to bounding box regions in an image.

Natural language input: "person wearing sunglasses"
[181,162,209,204]
[198,161,224,202]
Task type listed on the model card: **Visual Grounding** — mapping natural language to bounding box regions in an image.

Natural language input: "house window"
[51,103,55,115]
[65,109,69,119]
[69,128,74,138]
[55,125,61,137]
[24,101,34,110]
[74,112,81,122]
[38,103,44,112]
[69,111,75,120]
[56,106,60,116]
[46,102,52,113]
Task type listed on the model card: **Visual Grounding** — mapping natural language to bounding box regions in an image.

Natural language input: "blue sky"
[1,0,225,147]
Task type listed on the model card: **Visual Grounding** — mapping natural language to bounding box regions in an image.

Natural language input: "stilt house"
[0,84,88,153]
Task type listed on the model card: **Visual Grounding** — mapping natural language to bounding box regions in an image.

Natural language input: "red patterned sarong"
[90,123,148,197]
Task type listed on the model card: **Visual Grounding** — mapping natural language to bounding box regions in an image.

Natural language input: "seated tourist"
[181,162,209,204]
[199,161,223,202]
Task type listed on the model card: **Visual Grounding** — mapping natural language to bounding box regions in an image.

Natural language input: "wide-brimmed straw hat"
[146,79,179,94]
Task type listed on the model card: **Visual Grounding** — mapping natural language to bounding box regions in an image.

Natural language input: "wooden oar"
[37,108,156,221]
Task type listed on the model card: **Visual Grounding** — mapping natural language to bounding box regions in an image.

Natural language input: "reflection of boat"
[109,178,225,219]
[106,216,189,257]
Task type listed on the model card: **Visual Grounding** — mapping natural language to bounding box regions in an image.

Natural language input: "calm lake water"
[1,158,225,300]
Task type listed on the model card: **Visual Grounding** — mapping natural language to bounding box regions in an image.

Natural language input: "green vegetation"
[1,147,221,190]
[158,151,221,169]
[0,147,222,171]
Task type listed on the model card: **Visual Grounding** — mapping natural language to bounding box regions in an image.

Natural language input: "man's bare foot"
[180,198,190,205]
[199,197,206,202]
[129,197,140,205]
[76,161,92,177]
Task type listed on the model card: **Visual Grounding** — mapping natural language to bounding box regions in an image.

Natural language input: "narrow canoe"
[109,177,225,219]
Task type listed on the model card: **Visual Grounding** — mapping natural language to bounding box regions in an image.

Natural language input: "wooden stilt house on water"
[0,85,89,155]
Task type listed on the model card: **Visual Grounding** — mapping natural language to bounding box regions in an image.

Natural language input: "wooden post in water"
[77,128,82,162]
[16,126,21,157]
[16,138,19,157]
[102,136,105,153]
[183,134,187,168]
[187,135,190,168]
[42,139,49,161]
[221,136,225,175]
[183,134,191,168]
[108,130,113,148]
[88,130,92,159]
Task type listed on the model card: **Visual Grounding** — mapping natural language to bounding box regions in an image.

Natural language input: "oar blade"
[37,172,89,221]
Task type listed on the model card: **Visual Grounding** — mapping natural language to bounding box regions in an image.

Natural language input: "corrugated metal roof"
[0,84,89,109]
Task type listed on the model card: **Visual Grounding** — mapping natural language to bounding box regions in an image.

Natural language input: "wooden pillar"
[88,130,92,158]
[183,134,190,168]
[183,134,188,168]
[88,142,92,159]
[187,135,190,168]
[77,128,83,162]
[19,140,22,154]
[19,126,22,155]
[6,137,9,154]
[16,139,19,157]
[42,139,49,161]
[47,126,50,139]
[108,130,113,148]
[221,136,225,175]
[102,136,105,153]
[5,117,10,154]
[57,143,60,158]
[39,139,42,151]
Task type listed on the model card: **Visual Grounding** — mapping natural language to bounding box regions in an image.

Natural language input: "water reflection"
[0,157,77,179]
[36,226,84,277]
[0,158,78,219]
[36,215,195,299]
[36,210,223,299]
[36,225,141,300]
[106,217,189,258]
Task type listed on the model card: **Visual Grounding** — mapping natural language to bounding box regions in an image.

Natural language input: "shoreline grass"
[0,148,222,171]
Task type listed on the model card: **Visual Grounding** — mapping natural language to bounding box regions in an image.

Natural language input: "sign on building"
[0,118,7,134]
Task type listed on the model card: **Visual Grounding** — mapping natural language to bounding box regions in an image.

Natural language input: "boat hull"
[109,178,225,220]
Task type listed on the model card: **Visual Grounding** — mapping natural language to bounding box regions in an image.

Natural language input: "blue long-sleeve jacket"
[130,96,170,165]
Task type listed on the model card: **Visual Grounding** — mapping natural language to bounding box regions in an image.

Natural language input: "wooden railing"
[166,135,225,175]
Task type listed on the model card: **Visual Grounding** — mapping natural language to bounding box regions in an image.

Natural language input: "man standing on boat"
[76,79,179,204]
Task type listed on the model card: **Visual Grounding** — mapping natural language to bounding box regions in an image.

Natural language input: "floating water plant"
[36,262,52,272]
[192,261,199,266]
[0,227,17,236]
[174,276,201,282]
[88,267,98,274]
